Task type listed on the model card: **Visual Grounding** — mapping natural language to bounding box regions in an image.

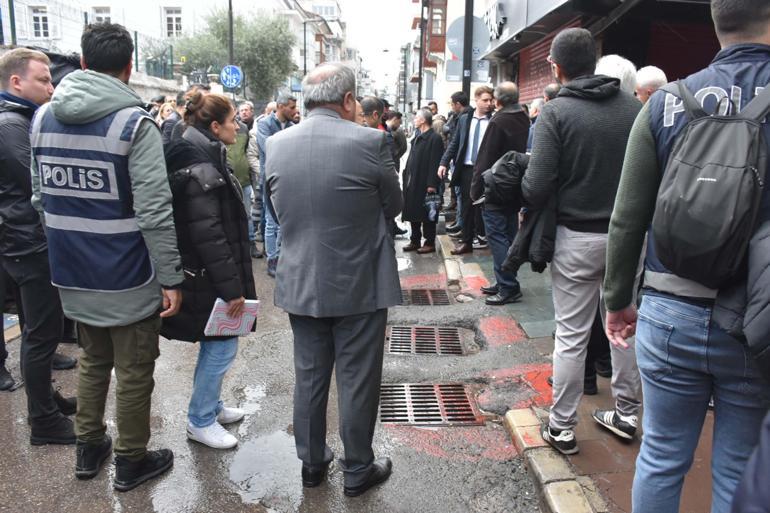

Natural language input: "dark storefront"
[483,0,718,103]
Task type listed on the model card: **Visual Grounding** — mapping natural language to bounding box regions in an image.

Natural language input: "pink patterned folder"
[203,298,260,337]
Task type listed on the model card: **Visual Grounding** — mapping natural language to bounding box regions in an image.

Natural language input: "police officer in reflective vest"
[30,23,183,491]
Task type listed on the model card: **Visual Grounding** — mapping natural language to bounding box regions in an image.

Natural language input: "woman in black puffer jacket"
[162,92,257,450]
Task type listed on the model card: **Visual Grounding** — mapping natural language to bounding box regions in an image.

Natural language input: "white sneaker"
[187,421,238,449]
[217,406,245,425]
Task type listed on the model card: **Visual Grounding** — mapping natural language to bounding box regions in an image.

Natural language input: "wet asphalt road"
[0,236,548,513]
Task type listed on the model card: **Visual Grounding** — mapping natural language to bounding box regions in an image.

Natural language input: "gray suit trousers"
[289,309,387,486]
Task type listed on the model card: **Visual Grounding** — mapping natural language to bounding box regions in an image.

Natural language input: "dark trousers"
[481,207,520,295]
[586,303,611,380]
[1,251,63,424]
[289,309,387,487]
[0,266,7,366]
[410,221,437,247]
[458,165,477,244]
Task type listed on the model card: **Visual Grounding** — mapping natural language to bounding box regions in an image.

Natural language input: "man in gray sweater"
[522,28,642,455]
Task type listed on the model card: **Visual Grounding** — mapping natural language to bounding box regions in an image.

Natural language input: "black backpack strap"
[660,81,708,120]
[738,84,770,122]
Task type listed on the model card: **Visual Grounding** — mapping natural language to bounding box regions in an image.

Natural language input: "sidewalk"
[436,233,714,513]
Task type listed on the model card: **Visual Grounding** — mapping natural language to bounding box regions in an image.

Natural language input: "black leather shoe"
[30,415,76,445]
[446,224,461,234]
[450,243,473,255]
[343,457,392,497]
[480,284,499,295]
[0,364,15,391]
[52,353,77,370]
[54,389,77,415]
[76,435,112,480]
[302,460,332,488]
[114,449,174,492]
[393,226,408,236]
[485,291,523,305]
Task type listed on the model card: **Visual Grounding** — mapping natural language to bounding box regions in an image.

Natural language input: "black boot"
[52,352,77,370]
[30,415,76,445]
[0,364,15,391]
[76,435,112,480]
[53,389,77,415]
[114,449,174,492]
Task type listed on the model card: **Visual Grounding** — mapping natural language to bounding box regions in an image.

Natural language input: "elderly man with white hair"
[634,65,668,103]
[596,54,638,95]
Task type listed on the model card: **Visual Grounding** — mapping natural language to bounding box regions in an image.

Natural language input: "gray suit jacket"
[266,108,403,317]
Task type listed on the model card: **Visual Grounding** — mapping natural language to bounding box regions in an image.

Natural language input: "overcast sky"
[337,0,420,92]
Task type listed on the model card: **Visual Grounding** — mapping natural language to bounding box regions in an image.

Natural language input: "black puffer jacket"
[161,126,257,342]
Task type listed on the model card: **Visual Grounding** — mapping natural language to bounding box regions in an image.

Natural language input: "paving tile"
[506,408,541,428]
[511,424,549,453]
[544,481,594,513]
[527,447,576,484]
[592,471,634,513]
[568,439,637,475]
[576,476,610,513]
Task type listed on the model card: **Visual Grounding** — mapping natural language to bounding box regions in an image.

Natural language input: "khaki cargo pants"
[75,314,161,461]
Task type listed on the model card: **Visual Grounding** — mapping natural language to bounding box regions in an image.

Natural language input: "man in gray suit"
[266,62,403,497]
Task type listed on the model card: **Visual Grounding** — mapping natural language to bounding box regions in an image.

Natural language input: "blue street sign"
[220,65,243,89]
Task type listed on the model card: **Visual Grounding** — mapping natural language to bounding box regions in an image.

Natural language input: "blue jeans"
[633,294,770,513]
[481,208,519,295]
[263,188,281,261]
[188,338,238,428]
[242,184,255,242]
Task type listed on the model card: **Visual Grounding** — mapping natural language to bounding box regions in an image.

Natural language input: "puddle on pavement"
[229,430,302,510]
[235,384,267,436]
[397,257,412,272]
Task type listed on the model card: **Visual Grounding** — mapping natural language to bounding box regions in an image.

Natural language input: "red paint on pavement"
[485,363,553,409]
[478,316,528,347]
[400,273,447,290]
[463,275,490,296]
[385,424,519,462]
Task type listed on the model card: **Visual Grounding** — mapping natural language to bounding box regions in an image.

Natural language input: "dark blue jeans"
[481,207,520,295]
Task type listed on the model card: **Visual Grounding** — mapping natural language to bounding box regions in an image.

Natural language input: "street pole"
[303,21,307,76]
[462,0,474,96]
[133,31,139,72]
[228,0,234,65]
[417,0,426,110]
[9,0,17,46]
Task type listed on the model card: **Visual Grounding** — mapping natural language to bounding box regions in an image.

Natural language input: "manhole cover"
[401,289,452,306]
[386,326,465,355]
[379,383,484,426]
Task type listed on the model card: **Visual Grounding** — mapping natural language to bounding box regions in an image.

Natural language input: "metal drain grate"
[386,326,464,355]
[401,289,452,306]
[379,383,484,426]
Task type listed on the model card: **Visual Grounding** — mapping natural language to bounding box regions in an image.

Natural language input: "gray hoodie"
[31,70,183,327]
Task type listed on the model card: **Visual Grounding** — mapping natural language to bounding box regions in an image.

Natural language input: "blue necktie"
[470,118,481,164]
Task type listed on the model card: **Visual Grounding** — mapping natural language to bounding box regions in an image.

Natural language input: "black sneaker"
[30,415,76,445]
[76,435,112,480]
[592,409,637,440]
[53,389,77,415]
[114,449,174,492]
[52,352,77,370]
[0,364,15,391]
[541,424,579,455]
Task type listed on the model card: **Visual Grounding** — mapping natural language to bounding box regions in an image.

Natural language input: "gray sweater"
[522,75,641,233]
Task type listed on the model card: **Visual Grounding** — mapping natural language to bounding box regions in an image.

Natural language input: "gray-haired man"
[266,62,402,497]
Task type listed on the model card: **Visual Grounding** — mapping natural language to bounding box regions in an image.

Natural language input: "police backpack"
[651,81,770,289]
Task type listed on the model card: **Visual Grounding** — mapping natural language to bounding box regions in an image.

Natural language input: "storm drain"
[379,383,484,426]
[386,326,464,355]
[401,289,452,306]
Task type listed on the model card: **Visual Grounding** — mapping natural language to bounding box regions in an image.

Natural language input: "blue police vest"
[645,44,770,298]
[30,104,156,292]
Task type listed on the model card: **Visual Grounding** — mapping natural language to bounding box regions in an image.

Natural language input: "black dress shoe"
[393,226,408,236]
[0,364,15,391]
[114,449,174,492]
[54,389,77,415]
[446,223,461,234]
[343,457,392,497]
[485,291,523,305]
[301,460,332,488]
[30,415,76,445]
[52,353,77,370]
[402,242,420,252]
[480,284,499,295]
[76,434,112,480]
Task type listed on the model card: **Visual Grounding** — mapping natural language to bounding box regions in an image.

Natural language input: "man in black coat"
[470,82,530,305]
[438,86,494,254]
[0,48,76,443]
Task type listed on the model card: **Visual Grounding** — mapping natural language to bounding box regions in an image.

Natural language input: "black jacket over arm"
[161,127,257,342]
[402,129,444,222]
[471,105,530,204]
